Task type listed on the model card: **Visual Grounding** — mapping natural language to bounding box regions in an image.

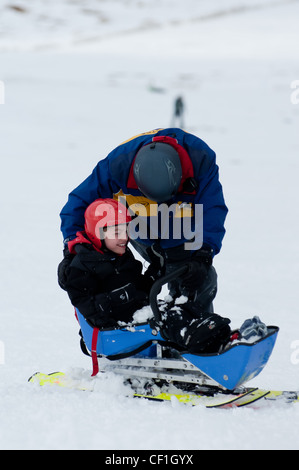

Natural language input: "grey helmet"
[133,142,182,202]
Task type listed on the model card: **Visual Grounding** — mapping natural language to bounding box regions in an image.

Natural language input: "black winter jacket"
[63,243,154,328]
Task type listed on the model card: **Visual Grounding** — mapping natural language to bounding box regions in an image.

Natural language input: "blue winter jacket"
[60,128,228,255]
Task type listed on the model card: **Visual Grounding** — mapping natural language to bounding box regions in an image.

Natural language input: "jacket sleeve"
[194,161,228,255]
[60,158,113,242]
[64,266,117,328]
[184,135,228,256]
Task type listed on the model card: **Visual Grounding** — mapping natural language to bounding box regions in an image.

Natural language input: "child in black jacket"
[61,199,157,329]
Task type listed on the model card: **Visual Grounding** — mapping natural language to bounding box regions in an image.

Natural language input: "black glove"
[86,293,118,329]
[86,284,148,329]
[57,246,74,290]
[180,246,213,293]
[144,244,166,282]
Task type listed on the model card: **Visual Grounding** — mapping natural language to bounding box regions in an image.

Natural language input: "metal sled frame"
[98,352,220,389]
[76,265,279,390]
[95,327,279,390]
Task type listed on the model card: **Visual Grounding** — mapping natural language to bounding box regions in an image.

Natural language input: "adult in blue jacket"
[59,128,228,315]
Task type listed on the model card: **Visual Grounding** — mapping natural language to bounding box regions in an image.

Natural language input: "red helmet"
[84,198,131,250]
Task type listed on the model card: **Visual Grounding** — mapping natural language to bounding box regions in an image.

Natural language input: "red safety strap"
[74,308,79,323]
[91,327,100,377]
[74,308,100,377]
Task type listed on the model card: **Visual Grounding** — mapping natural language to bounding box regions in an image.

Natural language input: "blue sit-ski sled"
[76,265,279,390]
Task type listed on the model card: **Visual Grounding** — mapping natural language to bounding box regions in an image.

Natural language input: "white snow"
[1,0,299,450]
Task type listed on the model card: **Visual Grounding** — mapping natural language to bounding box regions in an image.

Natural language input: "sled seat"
[75,309,165,360]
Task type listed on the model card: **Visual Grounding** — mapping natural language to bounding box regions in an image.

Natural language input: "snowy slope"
[0,0,293,51]
[1,0,299,450]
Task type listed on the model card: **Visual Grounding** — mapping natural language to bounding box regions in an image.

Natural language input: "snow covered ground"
[1,0,299,450]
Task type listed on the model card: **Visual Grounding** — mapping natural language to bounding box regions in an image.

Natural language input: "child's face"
[103,224,129,255]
